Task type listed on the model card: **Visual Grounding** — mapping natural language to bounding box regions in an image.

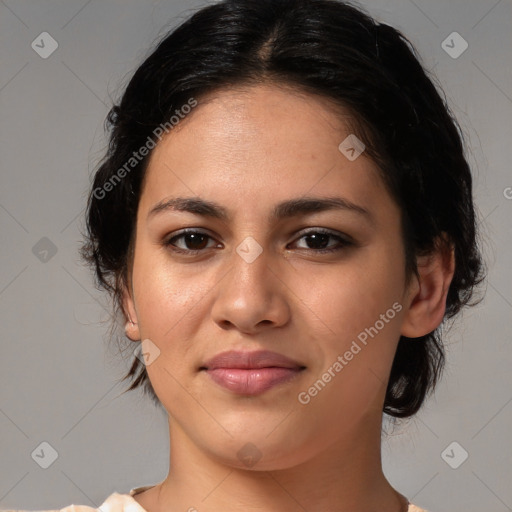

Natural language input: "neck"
[137,412,408,512]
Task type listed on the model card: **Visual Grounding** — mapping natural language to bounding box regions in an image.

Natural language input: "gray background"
[0,1,510,511]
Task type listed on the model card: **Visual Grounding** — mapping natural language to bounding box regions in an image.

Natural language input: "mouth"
[199,350,306,395]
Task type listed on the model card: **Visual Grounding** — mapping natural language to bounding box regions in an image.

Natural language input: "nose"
[211,238,291,334]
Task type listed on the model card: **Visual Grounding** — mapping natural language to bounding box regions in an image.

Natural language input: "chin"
[204,433,314,472]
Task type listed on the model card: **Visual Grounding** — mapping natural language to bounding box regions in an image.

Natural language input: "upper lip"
[200,350,305,370]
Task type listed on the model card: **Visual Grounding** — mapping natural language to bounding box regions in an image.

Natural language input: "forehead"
[139,83,395,225]
[156,83,357,161]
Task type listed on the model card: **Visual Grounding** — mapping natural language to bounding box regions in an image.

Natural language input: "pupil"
[186,233,208,250]
[307,233,329,249]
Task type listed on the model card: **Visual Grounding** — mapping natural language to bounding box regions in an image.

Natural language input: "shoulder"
[0,487,150,512]
[0,507,96,512]
[0,494,429,512]
[408,504,429,512]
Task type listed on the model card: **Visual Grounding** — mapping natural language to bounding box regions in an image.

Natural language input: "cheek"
[301,252,404,341]
[133,258,208,409]
[296,263,404,424]
[132,243,209,329]
[296,247,406,404]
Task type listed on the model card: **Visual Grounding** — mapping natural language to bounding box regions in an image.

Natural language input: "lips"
[200,350,306,395]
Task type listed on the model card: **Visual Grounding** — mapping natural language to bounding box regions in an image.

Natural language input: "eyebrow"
[147,195,373,223]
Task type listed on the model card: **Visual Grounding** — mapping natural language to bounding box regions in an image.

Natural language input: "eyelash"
[163,228,354,255]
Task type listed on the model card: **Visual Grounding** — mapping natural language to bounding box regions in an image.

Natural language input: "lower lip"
[204,367,304,395]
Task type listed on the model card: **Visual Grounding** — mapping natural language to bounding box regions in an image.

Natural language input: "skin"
[122,83,455,512]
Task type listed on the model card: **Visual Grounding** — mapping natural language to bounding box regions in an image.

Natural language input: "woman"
[15,0,485,510]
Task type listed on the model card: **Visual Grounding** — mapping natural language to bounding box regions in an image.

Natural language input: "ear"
[122,280,141,342]
[401,236,455,338]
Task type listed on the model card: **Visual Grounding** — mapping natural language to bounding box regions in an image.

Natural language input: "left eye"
[291,230,351,253]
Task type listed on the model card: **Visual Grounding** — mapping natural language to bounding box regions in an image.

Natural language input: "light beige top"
[3,484,429,512]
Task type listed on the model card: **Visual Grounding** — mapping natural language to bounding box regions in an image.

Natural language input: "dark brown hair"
[80,0,484,418]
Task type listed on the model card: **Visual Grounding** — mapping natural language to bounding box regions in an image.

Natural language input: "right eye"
[164,229,222,254]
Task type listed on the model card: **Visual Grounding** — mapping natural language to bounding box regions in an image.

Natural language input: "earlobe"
[401,237,455,338]
[122,282,141,341]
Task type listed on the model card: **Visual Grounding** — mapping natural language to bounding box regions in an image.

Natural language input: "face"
[123,83,417,470]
